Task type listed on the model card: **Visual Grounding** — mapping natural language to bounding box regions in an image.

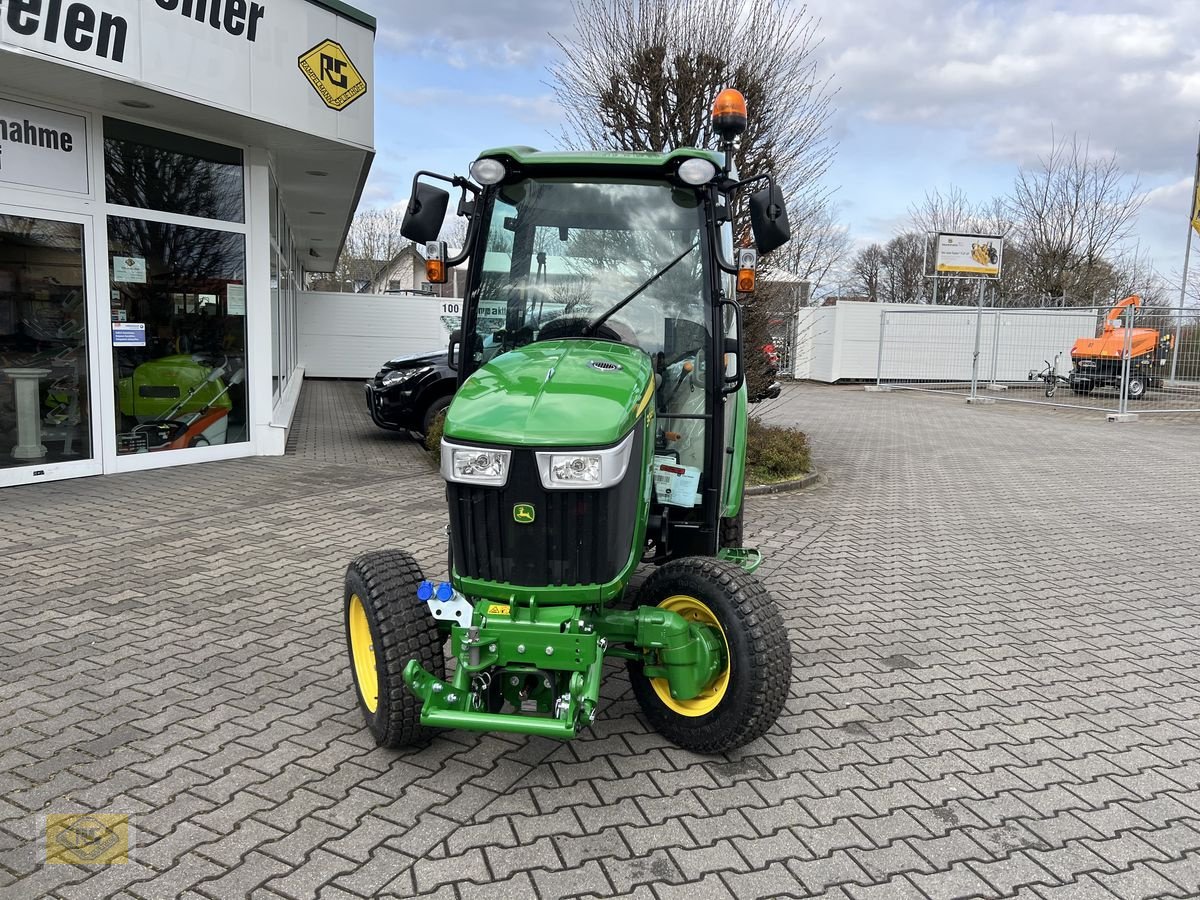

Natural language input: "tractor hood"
[444,340,654,447]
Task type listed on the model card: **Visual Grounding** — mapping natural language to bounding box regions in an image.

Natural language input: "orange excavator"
[1069,295,1173,400]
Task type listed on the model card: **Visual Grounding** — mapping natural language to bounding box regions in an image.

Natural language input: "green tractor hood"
[444,341,654,447]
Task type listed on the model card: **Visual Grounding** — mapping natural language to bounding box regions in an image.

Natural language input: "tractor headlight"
[677,157,717,185]
[534,430,636,490]
[441,442,512,486]
[548,454,601,486]
[469,158,507,185]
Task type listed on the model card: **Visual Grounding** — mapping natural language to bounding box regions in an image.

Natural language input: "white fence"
[297,293,458,378]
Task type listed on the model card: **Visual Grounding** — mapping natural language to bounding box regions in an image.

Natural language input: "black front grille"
[448,424,643,587]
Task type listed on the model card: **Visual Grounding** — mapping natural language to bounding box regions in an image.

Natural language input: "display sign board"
[112,256,146,283]
[111,322,145,346]
[934,233,1004,278]
[0,0,374,149]
[0,98,88,194]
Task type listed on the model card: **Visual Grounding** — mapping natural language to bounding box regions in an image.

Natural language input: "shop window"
[0,215,91,468]
[108,216,247,454]
[104,119,244,223]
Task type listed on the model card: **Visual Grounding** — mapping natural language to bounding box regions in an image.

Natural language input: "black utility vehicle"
[364,348,455,435]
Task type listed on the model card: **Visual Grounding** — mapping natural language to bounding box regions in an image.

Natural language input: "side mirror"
[447,328,461,372]
[749,182,791,255]
[401,182,450,243]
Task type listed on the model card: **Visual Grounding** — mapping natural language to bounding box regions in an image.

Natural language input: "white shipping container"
[792,302,1099,383]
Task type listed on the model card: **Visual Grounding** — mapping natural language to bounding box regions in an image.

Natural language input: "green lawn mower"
[344,89,794,753]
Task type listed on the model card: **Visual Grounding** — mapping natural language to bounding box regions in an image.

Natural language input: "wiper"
[583,240,700,336]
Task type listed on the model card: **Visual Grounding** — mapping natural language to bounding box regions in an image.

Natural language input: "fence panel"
[876,303,1200,416]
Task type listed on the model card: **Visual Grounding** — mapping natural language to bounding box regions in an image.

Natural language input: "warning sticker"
[652,455,701,507]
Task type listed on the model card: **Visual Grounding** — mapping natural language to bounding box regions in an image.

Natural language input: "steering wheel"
[537,316,622,342]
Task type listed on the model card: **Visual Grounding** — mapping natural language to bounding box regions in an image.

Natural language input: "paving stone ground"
[3,379,1200,900]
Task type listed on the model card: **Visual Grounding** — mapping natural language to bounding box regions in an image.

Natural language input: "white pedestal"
[3,368,51,460]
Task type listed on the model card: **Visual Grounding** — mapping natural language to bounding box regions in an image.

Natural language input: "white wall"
[298,293,456,378]
[793,302,1099,383]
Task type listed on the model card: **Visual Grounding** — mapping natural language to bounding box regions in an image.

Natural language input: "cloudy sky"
[353,0,1200,286]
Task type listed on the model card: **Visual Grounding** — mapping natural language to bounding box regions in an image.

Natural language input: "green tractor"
[344,89,794,753]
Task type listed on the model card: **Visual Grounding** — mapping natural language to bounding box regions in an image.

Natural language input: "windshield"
[468,178,710,364]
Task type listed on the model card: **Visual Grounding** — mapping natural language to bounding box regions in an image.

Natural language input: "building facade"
[0,0,375,487]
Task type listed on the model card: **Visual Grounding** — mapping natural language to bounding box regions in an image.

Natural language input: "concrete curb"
[745,470,820,496]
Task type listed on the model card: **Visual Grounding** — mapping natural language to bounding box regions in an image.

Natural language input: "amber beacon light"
[711,88,748,140]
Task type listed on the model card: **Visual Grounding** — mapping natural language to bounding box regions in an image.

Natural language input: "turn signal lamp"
[736,247,757,293]
[425,240,448,284]
[712,88,748,140]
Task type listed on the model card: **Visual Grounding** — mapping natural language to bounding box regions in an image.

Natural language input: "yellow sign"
[486,604,511,616]
[298,40,367,111]
[47,814,129,865]
[1192,182,1200,237]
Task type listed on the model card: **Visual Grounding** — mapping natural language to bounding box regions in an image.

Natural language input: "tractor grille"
[447,424,644,588]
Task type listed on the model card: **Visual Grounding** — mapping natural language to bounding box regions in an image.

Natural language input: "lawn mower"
[343,89,794,754]
[1068,294,1173,400]
[116,354,243,452]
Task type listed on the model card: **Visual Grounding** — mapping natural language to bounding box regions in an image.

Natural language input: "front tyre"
[628,557,792,754]
[344,550,444,748]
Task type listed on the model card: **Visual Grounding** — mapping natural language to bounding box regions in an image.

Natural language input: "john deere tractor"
[344,90,793,753]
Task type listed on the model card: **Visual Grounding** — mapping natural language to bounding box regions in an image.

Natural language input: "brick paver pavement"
[3,380,1200,900]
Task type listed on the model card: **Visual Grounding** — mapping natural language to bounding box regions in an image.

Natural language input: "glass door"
[0,208,101,487]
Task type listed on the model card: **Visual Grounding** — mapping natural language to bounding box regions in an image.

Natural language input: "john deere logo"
[513,503,535,524]
[298,40,367,111]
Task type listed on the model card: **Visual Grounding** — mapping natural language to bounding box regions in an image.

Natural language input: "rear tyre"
[1126,376,1147,401]
[627,557,791,754]
[344,550,444,748]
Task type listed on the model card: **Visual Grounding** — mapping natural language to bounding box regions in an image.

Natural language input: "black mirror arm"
[407,171,481,267]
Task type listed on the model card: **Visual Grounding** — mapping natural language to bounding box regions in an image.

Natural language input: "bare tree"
[1008,132,1144,304]
[550,0,836,237]
[875,233,924,303]
[851,243,884,301]
[317,207,410,292]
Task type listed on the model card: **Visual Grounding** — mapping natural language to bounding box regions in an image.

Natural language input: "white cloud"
[813,0,1200,174]
[358,0,569,67]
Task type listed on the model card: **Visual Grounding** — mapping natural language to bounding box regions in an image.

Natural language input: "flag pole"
[1169,124,1200,384]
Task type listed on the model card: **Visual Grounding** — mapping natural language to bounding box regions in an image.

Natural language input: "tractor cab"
[342,90,795,754]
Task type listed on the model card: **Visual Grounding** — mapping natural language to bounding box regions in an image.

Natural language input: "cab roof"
[476,146,723,172]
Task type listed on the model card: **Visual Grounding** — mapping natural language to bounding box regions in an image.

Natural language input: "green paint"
[716,547,763,573]
[400,598,726,739]
[444,340,654,448]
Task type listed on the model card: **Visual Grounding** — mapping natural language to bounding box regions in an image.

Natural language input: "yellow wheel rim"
[650,594,730,717]
[348,594,379,713]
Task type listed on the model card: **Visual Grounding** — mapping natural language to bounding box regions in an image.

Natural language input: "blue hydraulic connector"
[416,580,434,602]
[435,582,454,601]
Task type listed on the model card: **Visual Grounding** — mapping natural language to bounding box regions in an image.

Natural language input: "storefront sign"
[111,322,145,346]
[934,233,1004,278]
[0,98,88,194]
[0,0,374,148]
[298,39,366,111]
[112,255,146,283]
